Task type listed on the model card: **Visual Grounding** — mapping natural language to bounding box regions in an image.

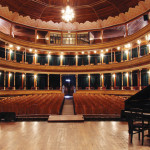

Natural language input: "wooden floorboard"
[0,121,149,150]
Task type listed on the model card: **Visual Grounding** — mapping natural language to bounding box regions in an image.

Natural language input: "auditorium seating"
[0,94,64,115]
[73,93,125,115]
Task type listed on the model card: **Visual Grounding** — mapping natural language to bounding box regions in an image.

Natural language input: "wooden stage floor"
[0,121,149,150]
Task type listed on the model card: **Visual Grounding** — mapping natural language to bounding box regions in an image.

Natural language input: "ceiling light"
[9,44,13,48]
[94,51,97,54]
[117,47,120,50]
[106,49,108,52]
[82,51,84,54]
[29,49,32,52]
[101,50,103,53]
[62,6,75,22]
[137,40,141,45]
[17,46,20,50]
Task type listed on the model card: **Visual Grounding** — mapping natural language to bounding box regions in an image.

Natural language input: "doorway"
[62,75,76,96]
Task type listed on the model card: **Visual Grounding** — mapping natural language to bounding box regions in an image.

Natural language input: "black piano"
[122,85,150,116]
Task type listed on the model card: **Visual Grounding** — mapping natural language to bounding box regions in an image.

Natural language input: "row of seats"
[0,93,64,115]
[73,93,125,114]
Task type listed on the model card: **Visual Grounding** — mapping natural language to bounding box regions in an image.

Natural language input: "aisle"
[61,98,74,115]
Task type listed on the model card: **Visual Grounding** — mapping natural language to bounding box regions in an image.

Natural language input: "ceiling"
[0,0,144,23]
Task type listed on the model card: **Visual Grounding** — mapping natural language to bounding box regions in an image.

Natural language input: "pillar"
[138,70,142,90]
[25,49,26,63]
[60,55,63,66]
[101,74,104,89]
[5,44,6,60]
[76,74,78,90]
[76,55,78,66]
[8,72,11,88]
[114,52,116,62]
[130,47,132,60]
[24,73,26,90]
[131,71,133,90]
[122,72,124,90]
[111,73,113,90]
[4,71,6,90]
[22,52,24,63]
[60,74,62,90]
[126,72,129,87]
[22,73,24,89]
[88,74,90,90]
[111,49,113,63]
[8,49,11,61]
[47,74,49,90]
[34,74,37,90]
[13,72,15,90]
[76,32,77,45]
[121,48,123,62]
[88,55,90,65]
[126,50,129,61]
[138,45,140,58]
[14,50,16,62]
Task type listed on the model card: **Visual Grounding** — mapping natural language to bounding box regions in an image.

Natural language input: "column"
[114,52,116,62]
[25,48,26,63]
[13,72,15,90]
[126,50,129,61]
[121,48,123,62]
[5,44,6,60]
[130,47,132,60]
[88,55,90,65]
[60,74,62,90]
[88,74,90,90]
[138,70,142,90]
[60,55,63,66]
[101,74,104,89]
[22,73,24,89]
[4,71,6,90]
[126,72,129,87]
[47,31,50,45]
[34,74,37,90]
[76,55,78,66]
[122,72,124,90]
[76,32,77,45]
[48,54,50,65]
[14,50,16,62]
[8,49,11,61]
[24,73,26,90]
[131,71,133,90]
[101,54,104,64]
[22,52,24,63]
[47,74,49,90]
[76,74,78,90]
[8,72,11,88]
[111,73,113,90]
[138,45,140,58]
[111,49,113,63]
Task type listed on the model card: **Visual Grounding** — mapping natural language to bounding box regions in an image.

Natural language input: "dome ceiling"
[0,0,144,23]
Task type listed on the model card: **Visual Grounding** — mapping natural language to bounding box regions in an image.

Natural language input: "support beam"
[4,71,6,90]
[13,72,15,90]
[60,74,62,90]
[47,74,49,90]
[122,72,124,90]
[24,73,26,90]
[76,74,78,90]
[88,74,90,90]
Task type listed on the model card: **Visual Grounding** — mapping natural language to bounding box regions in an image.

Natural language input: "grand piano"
[123,85,150,114]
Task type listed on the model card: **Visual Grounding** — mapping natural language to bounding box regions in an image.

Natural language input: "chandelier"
[62,6,75,22]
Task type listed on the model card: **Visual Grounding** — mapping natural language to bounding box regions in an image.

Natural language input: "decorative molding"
[0,0,150,31]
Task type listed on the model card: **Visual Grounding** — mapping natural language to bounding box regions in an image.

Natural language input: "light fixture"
[22,74,25,78]
[101,75,104,78]
[9,44,13,48]
[10,50,12,54]
[113,74,115,78]
[35,50,37,53]
[76,55,78,59]
[35,53,37,57]
[88,55,90,58]
[60,55,63,59]
[126,73,129,77]
[36,35,39,39]
[117,47,120,50]
[16,46,20,50]
[48,54,51,58]
[9,73,12,77]
[101,54,104,57]
[29,49,32,52]
[0,72,1,75]
[125,50,128,54]
[82,51,84,54]
[106,49,108,52]
[125,43,131,48]
[101,50,103,53]
[34,75,37,79]
[88,75,90,78]
[62,5,75,22]
[94,50,97,54]
[137,40,141,45]
[148,71,150,74]
[66,79,71,82]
